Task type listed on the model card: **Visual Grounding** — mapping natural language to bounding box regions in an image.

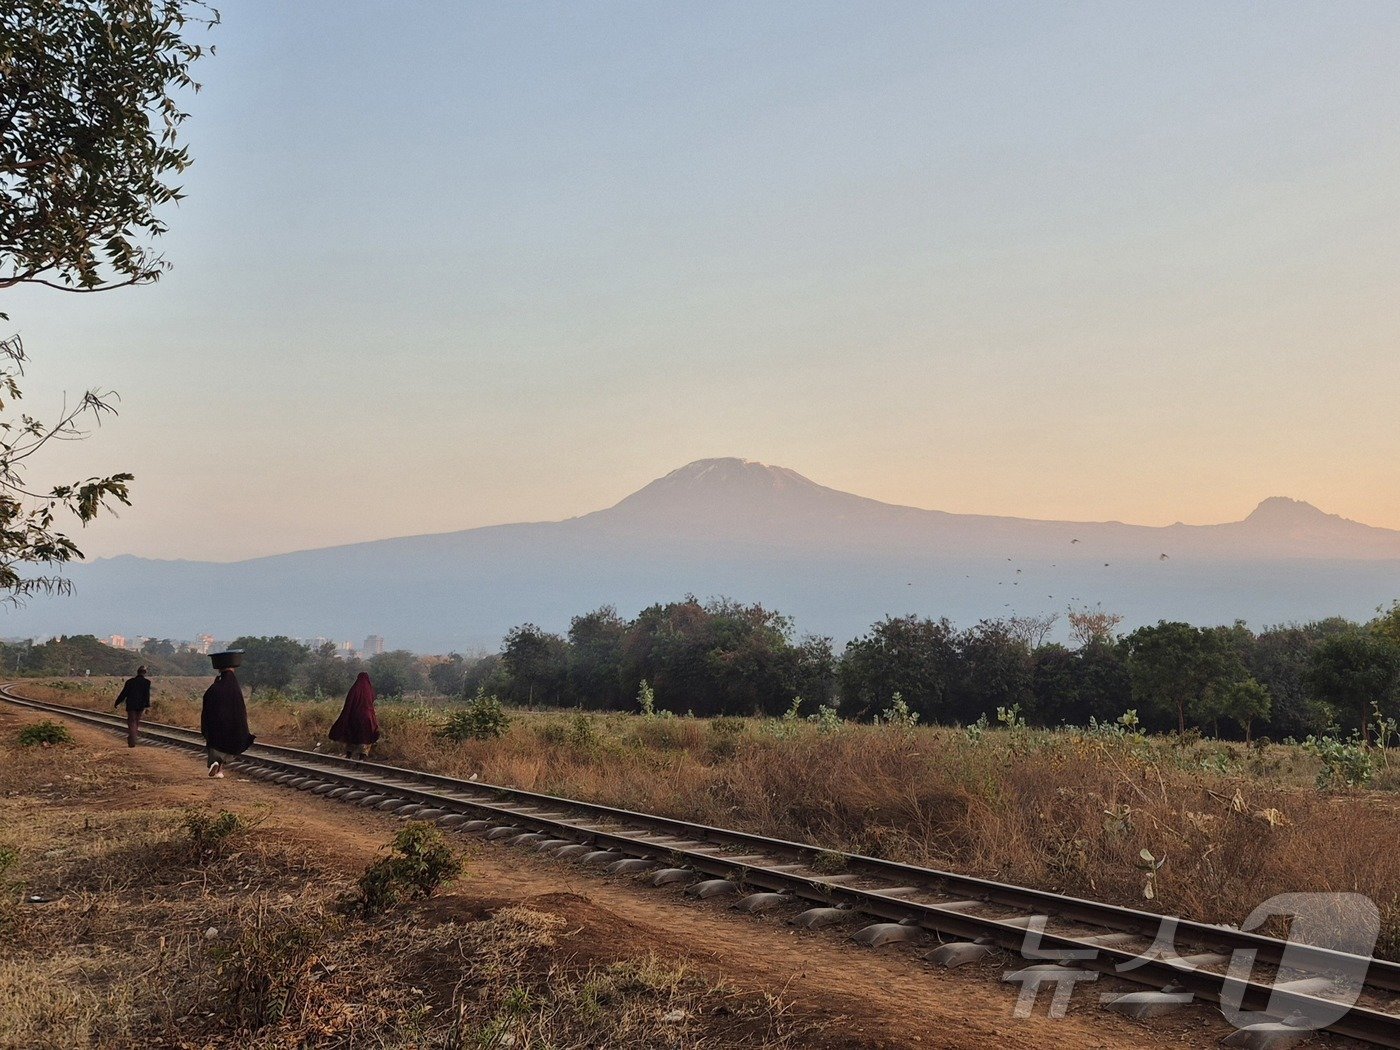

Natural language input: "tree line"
[474,598,1400,741]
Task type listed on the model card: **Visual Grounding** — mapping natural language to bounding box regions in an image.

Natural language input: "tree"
[1208,676,1271,744]
[2,0,218,292]
[616,598,804,716]
[1030,641,1133,726]
[1067,606,1124,649]
[296,641,360,698]
[141,637,176,658]
[838,615,959,722]
[1305,631,1400,742]
[0,1,215,598]
[1005,612,1058,649]
[501,624,569,706]
[368,650,427,698]
[427,652,466,696]
[1249,620,1352,738]
[1371,601,1400,647]
[1123,621,1243,734]
[949,619,1034,724]
[227,635,310,693]
[566,606,626,709]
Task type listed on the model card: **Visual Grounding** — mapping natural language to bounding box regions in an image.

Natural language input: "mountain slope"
[5,458,1399,651]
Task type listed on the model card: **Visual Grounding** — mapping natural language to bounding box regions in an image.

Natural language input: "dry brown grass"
[25,677,1400,962]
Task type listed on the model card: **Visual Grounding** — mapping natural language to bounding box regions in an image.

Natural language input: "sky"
[8,0,1400,561]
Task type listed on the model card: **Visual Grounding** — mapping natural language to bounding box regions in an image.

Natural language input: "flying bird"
[1071,539,1080,544]
[1159,553,1170,560]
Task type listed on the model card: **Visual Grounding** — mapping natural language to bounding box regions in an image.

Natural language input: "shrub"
[15,721,73,747]
[568,713,600,750]
[184,809,241,851]
[351,822,461,917]
[876,694,919,732]
[439,689,510,741]
[1302,729,1376,789]
[808,704,844,734]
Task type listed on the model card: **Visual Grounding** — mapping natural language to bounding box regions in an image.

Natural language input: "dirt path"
[3,706,1295,1048]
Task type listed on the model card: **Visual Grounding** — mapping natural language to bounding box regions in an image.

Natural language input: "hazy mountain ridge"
[7,458,1400,650]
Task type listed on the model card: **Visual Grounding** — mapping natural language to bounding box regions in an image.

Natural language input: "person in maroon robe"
[202,658,255,778]
[328,672,380,759]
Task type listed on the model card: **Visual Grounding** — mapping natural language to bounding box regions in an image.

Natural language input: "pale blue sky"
[10,1,1400,559]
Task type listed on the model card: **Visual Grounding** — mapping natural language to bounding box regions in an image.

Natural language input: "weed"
[808,704,844,734]
[876,693,919,732]
[440,689,510,741]
[212,906,323,1030]
[16,721,73,747]
[350,822,461,917]
[1302,729,1376,789]
[569,713,600,750]
[184,809,241,849]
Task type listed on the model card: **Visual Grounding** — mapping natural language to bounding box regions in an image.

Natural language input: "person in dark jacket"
[201,655,255,778]
[114,666,152,747]
[328,671,380,759]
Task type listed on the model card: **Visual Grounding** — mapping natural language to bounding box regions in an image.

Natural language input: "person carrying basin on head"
[201,651,254,778]
[114,665,152,747]
[328,671,379,759]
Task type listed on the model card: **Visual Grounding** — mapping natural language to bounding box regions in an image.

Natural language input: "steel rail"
[6,686,1399,1045]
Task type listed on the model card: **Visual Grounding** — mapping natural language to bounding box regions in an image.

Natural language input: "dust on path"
[4,705,1290,1049]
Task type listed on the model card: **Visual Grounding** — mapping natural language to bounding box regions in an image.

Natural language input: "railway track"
[6,685,1399,1048]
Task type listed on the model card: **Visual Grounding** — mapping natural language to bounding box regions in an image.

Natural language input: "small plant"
[184,809,242,851]
[877,693,919,732]
[16,720,73,747]
[351,821,462,917]
[568,713,600,750]
[440,688,510,742]
[1302,728,1376,789]
[1137,848,1165,900]
[808,703,844,734]
[995,703,1026,731]
[964,712,988,742]
[762,697,806,740]
[637,679,656,717]
[1372,701,1397,768]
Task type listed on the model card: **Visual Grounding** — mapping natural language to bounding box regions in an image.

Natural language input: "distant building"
[196,633,215,655]
[363,634,385,657]
[106,634,127,650]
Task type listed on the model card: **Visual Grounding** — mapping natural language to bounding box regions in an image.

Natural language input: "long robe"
[328,672,380,747]
[201,670,255,755]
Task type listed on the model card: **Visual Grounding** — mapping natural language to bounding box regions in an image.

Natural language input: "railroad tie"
[790,907,851,930]
[926,941,996,968]
[605,858,655,876]
[1220,1022,1311,1050]
[686,879,739,900]
[1101,989,1194,1020]
[852,922,925,948]
[651,868,693,887]
[733,892,791,914]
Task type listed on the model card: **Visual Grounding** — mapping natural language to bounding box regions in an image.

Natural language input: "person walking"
[328,671,380,759]
[114,666,152,747]
[201,652,255,778]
